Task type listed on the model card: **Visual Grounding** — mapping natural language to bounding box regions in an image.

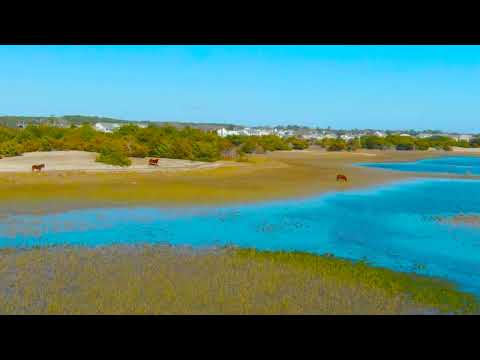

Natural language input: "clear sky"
[1,45,480,133]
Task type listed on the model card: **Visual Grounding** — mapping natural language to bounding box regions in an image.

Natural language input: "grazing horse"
[148,158,159,166]
[32,164,45,172]
[336,174,347,182]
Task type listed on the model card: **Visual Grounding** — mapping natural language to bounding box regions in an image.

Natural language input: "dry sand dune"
[0,151,235,173]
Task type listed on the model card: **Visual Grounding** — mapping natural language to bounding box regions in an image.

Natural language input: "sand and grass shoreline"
[0,148,479,215]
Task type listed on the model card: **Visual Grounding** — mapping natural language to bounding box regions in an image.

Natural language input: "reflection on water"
[0,178,480,295]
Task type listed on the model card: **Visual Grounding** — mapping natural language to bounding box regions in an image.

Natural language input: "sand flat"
[0,148,479,215]
[451,147,480,153]
[437,214,480,228]
[0,151,237,173]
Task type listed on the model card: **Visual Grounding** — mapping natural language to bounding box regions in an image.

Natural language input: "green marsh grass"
[0,245,477,314]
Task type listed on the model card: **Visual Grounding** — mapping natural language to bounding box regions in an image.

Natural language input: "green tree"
[96,147,132,167]
[327,139,346,151]
[346,139,359,151]
[288,137,309,150]
[360,136,387,150]
[470,137,480,147]
[0,140,23,157]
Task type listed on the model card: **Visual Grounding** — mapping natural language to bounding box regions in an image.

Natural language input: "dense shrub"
[240,139,257,154]
[361,136,389,150]
[0,140,23,157]
[192,141,221,161]
[414,139,430,151]
[317,138,338,148]
[288,137,309,150]
[327,140,346,151]
[259,135,291,151]
[5,122,474,162]
[396,143,414,151]
[469,137,480,147]
[346,139,360,151]
[96,147,132,167]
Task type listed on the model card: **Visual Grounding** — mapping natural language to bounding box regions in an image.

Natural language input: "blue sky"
[1,45,480,133]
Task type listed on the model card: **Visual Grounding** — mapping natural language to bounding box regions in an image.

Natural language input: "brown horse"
[148,158,159,166]
[336,174,347,182]
[32,164,45,172]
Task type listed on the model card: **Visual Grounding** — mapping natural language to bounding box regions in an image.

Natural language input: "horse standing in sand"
[148,158,159,166]
[32,164,45,172]
[336,174,347,182]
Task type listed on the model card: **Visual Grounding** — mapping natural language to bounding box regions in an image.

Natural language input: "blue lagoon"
[359,156,480,175]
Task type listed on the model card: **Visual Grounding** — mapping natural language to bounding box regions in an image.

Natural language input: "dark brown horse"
[336,174,347,182]
[32,164,45,172]
[148,158,159,166]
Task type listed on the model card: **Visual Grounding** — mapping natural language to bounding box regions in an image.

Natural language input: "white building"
[417,133,438,139]
[316,133,338,140]
[217,128,241,137]
[274,129,295,138]
[340,134,357,141]
[217,127,275,137]
[450,134,473,142]
[373,131,386,137]
[241,128,274,136]
[94,122,121,133]
[301,133,323,140]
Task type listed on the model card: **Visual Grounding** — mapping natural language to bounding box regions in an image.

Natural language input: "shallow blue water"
[360,156,480,175]
[1,178,480,296]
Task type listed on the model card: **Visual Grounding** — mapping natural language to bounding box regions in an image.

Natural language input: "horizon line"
[0,114,478,135]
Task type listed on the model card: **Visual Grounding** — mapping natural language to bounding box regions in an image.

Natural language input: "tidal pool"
[0,178,480,296]
[360,156,480,175]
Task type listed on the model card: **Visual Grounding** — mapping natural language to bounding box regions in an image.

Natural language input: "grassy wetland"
[0,246,477,315]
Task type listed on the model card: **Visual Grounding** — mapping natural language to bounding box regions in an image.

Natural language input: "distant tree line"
[2,123,478,166]
[316,134,480,152]
[0,115,128,128]
[0,116,237,131]
[0,124,309,166]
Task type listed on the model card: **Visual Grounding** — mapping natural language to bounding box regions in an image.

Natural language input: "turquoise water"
[360,156,480,175]
[0,177,480,296]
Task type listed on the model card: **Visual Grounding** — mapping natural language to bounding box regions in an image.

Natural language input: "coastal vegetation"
[1,122,480,166]
[0,245,476,314]
[317,134,480,152]
[0,124,304,166]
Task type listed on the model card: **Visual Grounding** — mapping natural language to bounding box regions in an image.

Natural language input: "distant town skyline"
[1,115,476,136]
[2,45,480,133]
